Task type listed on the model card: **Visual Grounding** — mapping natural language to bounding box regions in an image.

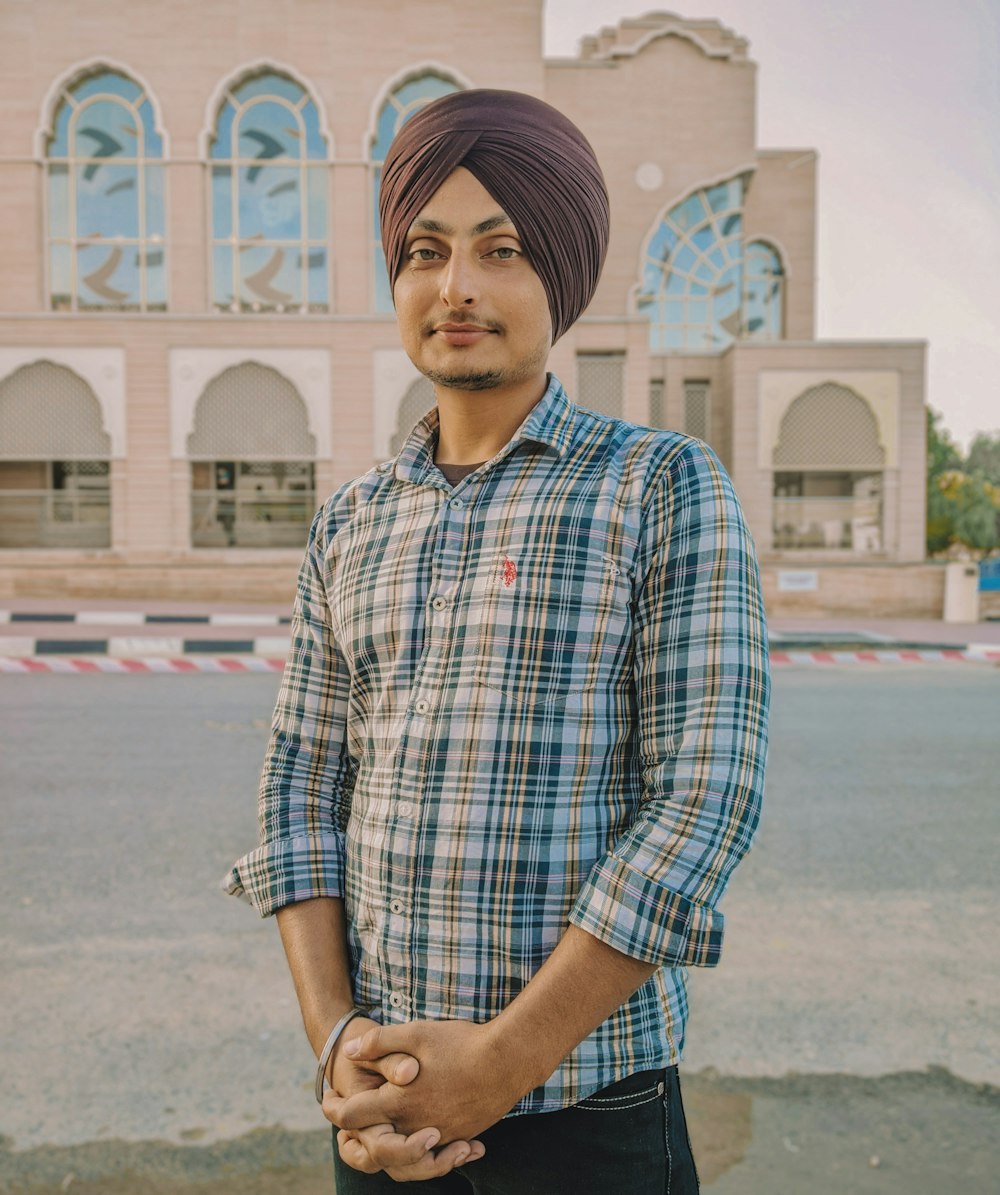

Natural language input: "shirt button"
[448,497,464,510]
[398,802,413,817]
[414,698,431,715]
[388,991,404,1008]
[431,596,447,611]
[389,898,405,914]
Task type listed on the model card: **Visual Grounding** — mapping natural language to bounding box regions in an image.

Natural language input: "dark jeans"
[332,1067,699,1194]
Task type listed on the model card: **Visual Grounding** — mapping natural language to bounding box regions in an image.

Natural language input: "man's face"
[392,167,552,392]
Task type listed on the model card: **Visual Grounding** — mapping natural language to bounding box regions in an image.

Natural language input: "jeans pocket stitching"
[576,1086,661,1110]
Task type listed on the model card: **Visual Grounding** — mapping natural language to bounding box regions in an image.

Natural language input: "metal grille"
[56,460,109,481]
[576,354,624,419]
[187,362,316,460]
[774,383,885,469]
[0,458,110,548]
[0,362,111,459]
[684,380,710,441]
[390,377,436,456]
[190,460,314,548]
[649,379,666,428]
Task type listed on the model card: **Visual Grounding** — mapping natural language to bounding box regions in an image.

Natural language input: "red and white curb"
[1,649,998,674]
[770,648,1000,665]
[0,656,287,673]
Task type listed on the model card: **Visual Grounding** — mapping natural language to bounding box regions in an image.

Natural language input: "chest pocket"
[474,546,632,706]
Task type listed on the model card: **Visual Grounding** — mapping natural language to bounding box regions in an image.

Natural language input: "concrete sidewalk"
[769,615,1000,647]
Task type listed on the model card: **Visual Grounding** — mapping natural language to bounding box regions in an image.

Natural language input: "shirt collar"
[390,374,577,487]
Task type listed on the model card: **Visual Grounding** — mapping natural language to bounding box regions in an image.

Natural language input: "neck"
[433,372,549,464]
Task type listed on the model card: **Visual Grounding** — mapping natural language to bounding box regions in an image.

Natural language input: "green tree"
[932,471,1000,552]
[966,432,1000,487]
[927,409,962,553]
[927,408,961,476]
[926,411,1000,555]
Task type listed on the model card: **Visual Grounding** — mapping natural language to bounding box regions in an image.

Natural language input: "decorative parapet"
[576,12,749,63]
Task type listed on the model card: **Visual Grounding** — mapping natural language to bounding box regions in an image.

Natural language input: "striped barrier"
[0,656,288,673]
[1,649,998,674]
[0,611,290,626]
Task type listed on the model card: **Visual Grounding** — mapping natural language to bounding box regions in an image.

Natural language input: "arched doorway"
[187,362,316,547]
[0,362,111,547]
[772,382,885,551]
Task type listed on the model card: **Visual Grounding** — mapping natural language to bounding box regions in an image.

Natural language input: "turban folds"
[379,89,610,343]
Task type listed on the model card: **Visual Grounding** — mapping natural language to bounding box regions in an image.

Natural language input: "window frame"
[208,72,329,315]
[44,70,167,313]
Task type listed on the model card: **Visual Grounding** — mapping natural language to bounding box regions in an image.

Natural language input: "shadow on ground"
[1,1068,997,1194]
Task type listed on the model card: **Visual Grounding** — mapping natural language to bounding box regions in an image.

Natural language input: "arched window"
[772,383,885,553]
[390,376,436,456]
[46,70,165,312]
[371,73,461,312]
[637,178,745,352]
[209,73,328,313]
[187,363,316,547]
[743,241,783,340]
[0,363,111,547]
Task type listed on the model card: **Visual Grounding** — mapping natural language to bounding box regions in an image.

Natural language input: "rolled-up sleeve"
[569,439,770,968]
[223,507,357,917]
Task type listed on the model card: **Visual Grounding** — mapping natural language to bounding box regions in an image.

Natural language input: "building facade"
[0,3,931,611]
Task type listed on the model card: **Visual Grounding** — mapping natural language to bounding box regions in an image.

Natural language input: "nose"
[439,250,478,308]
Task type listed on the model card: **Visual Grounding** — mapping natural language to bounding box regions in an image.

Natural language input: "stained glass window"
[743,241,784,340]
[371,73,461,312]
[210,73,328,313]
[637,179,745,352]
[46,70,165,312]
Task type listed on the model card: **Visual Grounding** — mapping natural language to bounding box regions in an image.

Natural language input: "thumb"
[370,1051,419,1086]
[343,1023,401,1061]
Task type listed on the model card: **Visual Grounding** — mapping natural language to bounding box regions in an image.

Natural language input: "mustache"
[424,312,503,334]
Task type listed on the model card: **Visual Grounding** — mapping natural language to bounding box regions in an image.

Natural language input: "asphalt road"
[2,664,998,1192]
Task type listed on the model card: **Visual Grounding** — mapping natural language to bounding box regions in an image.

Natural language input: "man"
[226,89,770,1192]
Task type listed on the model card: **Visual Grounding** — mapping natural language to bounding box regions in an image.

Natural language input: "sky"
[544,0,999,449]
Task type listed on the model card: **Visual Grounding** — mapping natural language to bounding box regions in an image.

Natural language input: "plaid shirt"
[225,375,769,1114]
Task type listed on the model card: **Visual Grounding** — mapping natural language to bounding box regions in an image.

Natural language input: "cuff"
[221,831,346,918]
[568,854,724,968]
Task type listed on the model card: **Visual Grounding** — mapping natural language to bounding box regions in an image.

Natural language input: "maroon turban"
[379,89,610,343]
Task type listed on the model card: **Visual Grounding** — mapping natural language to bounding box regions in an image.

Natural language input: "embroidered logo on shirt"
[501,556,518,588]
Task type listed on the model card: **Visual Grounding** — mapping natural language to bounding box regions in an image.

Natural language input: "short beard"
[422,368,505,391]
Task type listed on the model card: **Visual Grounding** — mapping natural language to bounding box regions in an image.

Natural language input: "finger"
[323,1092,349,1127]
[337,1128,382,1175]
[367,1051,419,1086]
[325,1088,396,1131]
[384,1137,483,1182]
[355,1124,442,1170]
[342,1023,409,1061]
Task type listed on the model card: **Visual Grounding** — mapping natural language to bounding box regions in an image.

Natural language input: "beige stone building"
[0,3,933,613]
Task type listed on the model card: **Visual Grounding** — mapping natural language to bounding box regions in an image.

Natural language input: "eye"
[489,246,519,260]
[408,247,442,262]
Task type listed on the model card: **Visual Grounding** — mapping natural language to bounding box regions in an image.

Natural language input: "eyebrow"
[408,213,515,237]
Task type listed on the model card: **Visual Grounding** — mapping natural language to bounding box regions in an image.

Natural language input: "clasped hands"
[324,1016,528,1183]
